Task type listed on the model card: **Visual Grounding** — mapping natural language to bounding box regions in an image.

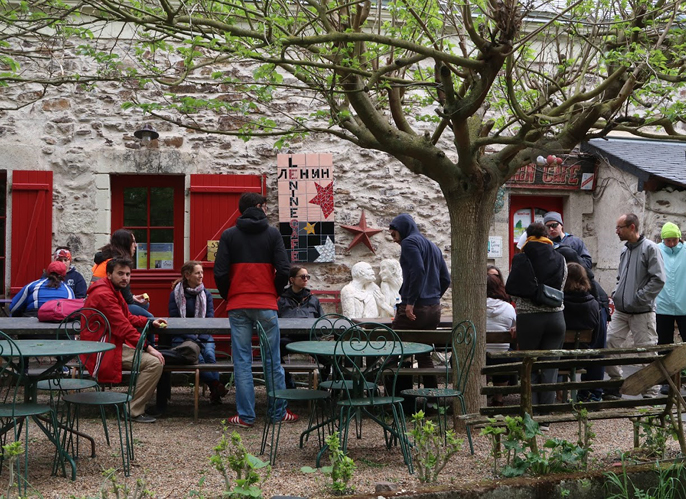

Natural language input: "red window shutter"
[10,171,53,295]
[190,174,265,316]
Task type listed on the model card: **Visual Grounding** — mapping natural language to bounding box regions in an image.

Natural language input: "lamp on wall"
[134,124,159,144]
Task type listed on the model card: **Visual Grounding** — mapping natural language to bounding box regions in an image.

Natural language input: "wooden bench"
[311,289,342,314]
[163,360,322,422]
[461,342,686,454]
[393,329,592,383]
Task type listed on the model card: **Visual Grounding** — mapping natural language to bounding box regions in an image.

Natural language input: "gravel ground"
[6,384,684,499]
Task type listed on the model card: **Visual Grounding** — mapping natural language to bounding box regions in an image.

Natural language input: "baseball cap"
[54,248,72,261]
[46,261,67,278]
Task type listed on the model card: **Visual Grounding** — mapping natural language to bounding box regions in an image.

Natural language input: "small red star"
[341,210,382,253]
[309,181,334,219]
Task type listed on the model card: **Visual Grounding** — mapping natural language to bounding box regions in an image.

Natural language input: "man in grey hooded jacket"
[604,213,665,399]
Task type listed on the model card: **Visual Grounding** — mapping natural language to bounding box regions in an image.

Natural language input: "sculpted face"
[352,262,375,284]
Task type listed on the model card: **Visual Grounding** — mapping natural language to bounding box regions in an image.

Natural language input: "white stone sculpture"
[340,262,392,318]
[379,258,403,313]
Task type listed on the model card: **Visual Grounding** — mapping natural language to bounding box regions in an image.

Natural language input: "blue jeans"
[172,335,219,384]
[229,309,286,424]
[129,303,153,318]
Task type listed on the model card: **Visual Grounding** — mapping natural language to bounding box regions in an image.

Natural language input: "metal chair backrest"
[127,324,150,398]
[59,308,112,378]
[0,331,24,413]
[309,313,355,341]
[59,307,111,342]
[333,322,402,404]
[451,320,476,393]
[256,322,279,397]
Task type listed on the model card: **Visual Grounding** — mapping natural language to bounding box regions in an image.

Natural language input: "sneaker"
[145,407,164,418]
[603,390,622,401]
[280,409,299,423]
[130,413,156,423]
[227,415,253,428]
[539,424,550,432]
[661,384,670,395]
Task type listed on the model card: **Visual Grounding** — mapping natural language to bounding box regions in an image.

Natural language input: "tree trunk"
[445,185,499,422]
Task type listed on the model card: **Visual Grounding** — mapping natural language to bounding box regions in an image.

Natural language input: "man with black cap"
[544,211,593,270]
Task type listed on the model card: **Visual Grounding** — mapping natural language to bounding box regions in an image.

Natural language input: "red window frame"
[110,175,185,272]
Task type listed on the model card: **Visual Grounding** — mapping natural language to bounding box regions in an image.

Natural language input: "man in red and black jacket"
[214,192,295,428]
[84,257,167,423]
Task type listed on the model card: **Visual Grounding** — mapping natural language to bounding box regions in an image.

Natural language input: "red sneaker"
[281,409,299,423]
[227,415,253,428]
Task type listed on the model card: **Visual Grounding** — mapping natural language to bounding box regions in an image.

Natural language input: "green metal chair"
[332,322,413,473]
[256,322,330,466]
[310,313,377,393]
[37,308,111,460]
[400,320,476,454]
[61,324,150,476]
[0,331,66,496]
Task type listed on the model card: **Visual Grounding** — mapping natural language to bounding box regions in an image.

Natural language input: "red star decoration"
[341,210,383,253]
[309,181,334,219]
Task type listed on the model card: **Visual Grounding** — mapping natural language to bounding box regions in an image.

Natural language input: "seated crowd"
[6,208,615,427]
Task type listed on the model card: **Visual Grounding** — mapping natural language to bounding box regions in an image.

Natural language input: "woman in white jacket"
[486,273,516,405]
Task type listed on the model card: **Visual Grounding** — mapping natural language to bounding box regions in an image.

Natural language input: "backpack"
[37,298,87,322]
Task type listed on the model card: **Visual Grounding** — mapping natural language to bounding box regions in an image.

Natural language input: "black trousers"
[390,304,441,405]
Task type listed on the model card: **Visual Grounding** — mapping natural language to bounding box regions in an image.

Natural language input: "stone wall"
[0,54,454,308]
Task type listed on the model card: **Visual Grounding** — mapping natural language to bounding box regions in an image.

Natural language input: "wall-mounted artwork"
[278,153,335,262]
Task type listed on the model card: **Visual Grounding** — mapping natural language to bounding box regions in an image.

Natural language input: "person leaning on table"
[83,256,167,423]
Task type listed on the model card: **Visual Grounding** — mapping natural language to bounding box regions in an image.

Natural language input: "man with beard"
[83,257,166,423]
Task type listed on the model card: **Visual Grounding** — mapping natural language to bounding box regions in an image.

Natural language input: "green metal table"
[0,339,115,480]
[287,340,431,466]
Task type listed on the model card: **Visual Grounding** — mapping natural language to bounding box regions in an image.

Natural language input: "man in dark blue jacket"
[389,213,451,408]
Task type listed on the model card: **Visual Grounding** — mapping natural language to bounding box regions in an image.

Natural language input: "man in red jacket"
[84,257,167,423]
[214,192,295,428]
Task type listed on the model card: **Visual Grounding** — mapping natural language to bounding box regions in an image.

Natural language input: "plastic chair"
[0,331,65,496]
[332,322,413,473]
[36,308,110,459]
[256,322,330,465]
[400,320,476,454]
[61,324,150,476]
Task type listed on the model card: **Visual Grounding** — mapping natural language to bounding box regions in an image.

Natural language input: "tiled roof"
[581,137,686,189]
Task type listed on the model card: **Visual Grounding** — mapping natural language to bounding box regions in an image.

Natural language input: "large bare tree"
[2,0,685,414]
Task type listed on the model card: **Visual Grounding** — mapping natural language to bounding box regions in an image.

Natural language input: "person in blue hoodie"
[53,247,87,298]
[389,213,451,410]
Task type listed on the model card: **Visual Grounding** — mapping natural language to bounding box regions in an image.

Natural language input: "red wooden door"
[110,175,185,316]
[10,171,53,295]
[190,174,265,317]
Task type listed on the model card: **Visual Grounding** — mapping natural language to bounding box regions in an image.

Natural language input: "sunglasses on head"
[546,222,560,229]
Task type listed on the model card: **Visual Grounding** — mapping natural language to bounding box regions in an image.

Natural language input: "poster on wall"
[136,243,174,269]
[512,209,532,242]
[277,153,335,262]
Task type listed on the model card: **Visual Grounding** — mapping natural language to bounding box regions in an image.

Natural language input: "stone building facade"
[2,42,685,316]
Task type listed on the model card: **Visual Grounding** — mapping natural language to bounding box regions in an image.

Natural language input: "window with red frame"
[110,175,184,271]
